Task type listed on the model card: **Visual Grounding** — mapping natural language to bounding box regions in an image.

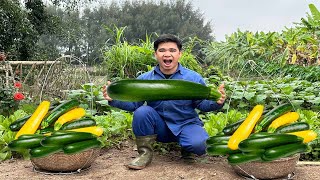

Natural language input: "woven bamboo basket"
[231,154,299,179]
[31,148,100,172]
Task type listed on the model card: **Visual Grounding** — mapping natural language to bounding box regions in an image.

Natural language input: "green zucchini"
[9,115,31,131]
[222,119,245,135]
[255,103,293,132]
[18,134,45,139]
[38,127,54,134]
[238,134,303,152]
[261,143,307,161]
[249,132,272,138]
[206,143,241,156]
[41,99,80,129]
[41,132,96,147]
[107,79,221,102]
[52,130,78,135]
[63,139,101,154]
[206,135,231,145]
[60,117,96,130]
[275,122,310,133]
[227,152,261,165]
[8,135,45,150]
[30,146,62,158]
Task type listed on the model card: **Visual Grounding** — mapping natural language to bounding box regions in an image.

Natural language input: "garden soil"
[0,140,319,180]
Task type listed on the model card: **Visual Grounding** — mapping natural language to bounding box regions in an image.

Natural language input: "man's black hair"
[153,34,182,51]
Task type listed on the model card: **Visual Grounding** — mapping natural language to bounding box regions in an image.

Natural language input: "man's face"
[154,42,182,74]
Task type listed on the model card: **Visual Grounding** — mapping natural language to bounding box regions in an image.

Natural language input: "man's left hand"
[216,84,226,105]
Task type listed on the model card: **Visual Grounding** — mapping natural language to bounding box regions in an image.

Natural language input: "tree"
[0,0,55,60]
[114,0,213,43]
[0,0,36,58]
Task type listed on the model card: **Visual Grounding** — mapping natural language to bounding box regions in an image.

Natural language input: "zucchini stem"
[208,85,221,101]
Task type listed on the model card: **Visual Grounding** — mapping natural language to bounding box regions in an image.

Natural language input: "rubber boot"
[181,148,196,163]
[127,134,157,170]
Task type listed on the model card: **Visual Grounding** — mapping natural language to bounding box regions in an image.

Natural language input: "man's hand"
[102,81,113,101]
[216,84,226,105]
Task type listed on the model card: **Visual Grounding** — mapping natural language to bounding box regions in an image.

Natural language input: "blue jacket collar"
[153,63,184,76]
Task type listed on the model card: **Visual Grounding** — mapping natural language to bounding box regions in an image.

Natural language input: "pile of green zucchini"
[9,131,101,158]
[206,103,317,165]
[8,99,104,158]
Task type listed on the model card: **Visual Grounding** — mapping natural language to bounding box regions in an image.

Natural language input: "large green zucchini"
[107,79,221,102]
[30,146,62,158]
[238,134,303,152]
[261,143,307,161]
[8,135,45,150]
[40,132,96,147]
[63,139,101,154]
[206,143,241,156]
[206,135,231,145]
[275,122,310,133]
[60,117,96,130]
[227,152,262,165]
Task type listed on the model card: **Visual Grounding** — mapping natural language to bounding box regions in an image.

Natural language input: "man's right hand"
[102,81,113,101]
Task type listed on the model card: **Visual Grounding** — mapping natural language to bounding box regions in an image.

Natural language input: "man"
[103,34,226,170]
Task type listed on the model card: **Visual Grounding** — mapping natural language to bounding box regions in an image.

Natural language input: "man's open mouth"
[163,60,172,65]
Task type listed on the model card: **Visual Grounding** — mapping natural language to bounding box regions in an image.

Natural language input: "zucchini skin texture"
[238,134,303,152]
[8,136,45,150]
[206,143,241,155]
[206,135,231,145]
[249,132,272,138]
[18,134,45,139]
[40,132,96,147]
[60,117,96,130]
[261,143,307,161]
[275,122,310,133]
[30,146,62,158]
[228,152,261,165]
[255,103,293,132]
[63,139,101,154]
[107,79,221,102]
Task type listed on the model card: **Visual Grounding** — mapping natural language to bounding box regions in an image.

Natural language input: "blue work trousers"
[132,106,208,155]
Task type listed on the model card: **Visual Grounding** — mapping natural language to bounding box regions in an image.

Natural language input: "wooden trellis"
[0,61,15,87]
[0,61,60,87]
[1,56,91,102]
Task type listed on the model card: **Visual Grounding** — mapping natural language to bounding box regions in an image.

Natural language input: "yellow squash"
[288,130,317,143]
[15,101,50,139]
[267,112,300,133]
[67,126,104,136]
[54,107,86,130]
[228,104,264,150]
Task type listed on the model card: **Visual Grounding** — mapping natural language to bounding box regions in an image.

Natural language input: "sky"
[191,0,320,41]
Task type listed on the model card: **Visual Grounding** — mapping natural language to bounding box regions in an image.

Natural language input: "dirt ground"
[0,140,320,180]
